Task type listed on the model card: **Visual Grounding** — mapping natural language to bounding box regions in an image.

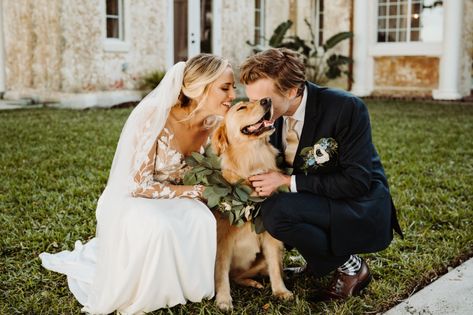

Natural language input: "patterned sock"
[338,255,362,276]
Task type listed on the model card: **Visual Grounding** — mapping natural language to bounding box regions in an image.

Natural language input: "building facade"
[0,0,471,107]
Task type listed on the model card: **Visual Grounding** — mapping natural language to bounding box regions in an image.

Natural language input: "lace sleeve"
[131,129,204,200]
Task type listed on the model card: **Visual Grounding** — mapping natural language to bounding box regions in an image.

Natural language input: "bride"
[40,54,236,314]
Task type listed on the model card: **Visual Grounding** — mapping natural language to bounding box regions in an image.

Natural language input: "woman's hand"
[249,172,291,197]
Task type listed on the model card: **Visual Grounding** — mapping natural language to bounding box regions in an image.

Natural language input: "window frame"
[254,0,265,48]
[370,0,442,57]
[314,0,324,46]
[102,0,130,52]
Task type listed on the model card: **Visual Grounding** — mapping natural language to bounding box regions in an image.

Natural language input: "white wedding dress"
[40,62,217,314]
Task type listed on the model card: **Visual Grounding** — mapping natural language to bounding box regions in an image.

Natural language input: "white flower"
[313,144,330,164]
[244,205,255,221]
[222,202,232,211]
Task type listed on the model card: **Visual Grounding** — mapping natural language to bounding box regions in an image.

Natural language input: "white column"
[188,0,201,58]
[166,0,174,68]
[433,0,464,100]
[351,0,374,97]
[0,0,6,94]
[212,0,222,56]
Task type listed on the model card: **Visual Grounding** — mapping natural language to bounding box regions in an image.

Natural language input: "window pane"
[106,18,119,38]
[255,11,260,26]
[378,18,386,29]
[388,17,397,28]
[106,0,119,15]
[387,31,397,42]
[389,4,398,15]
[378,5,387,17]
[410,30,420,41]
[377,31,386,42]
[399,30,407,41]
[398,17,407,28]
[200,0,212,53]
[411,14,420,28]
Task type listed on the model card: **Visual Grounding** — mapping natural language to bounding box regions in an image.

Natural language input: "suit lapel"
[270,116,284,153]
[292,82,319,171]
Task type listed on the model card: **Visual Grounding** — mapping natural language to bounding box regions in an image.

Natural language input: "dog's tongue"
[262,120,274,128]
[247,120,274,133]
[247,122,264,132]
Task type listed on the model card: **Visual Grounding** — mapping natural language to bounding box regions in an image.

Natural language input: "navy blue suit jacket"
[270,82,402,255]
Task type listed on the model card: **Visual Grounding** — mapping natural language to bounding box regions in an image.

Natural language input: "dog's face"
[212,98,274,155]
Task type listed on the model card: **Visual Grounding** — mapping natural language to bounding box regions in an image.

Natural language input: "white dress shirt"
[282,86,307,193]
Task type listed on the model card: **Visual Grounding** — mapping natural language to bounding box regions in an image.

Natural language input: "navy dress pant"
[261,192,350,277]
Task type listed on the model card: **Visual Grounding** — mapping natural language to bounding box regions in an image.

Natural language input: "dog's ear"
[211,123,229,155]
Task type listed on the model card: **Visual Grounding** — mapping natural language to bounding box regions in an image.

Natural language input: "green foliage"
[1,102,473,314]
[183,146,266,229]
[247,19,353,84]
[139,69,166,91]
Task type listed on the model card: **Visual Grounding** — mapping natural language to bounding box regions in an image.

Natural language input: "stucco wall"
[373,56,439,97]
[461,0,473,95]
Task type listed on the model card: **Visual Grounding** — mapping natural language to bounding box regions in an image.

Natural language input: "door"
[168,0,221,66]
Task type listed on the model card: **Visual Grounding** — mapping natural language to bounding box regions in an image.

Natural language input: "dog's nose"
[260,98,271,106]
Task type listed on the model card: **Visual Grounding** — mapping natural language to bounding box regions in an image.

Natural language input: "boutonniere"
[300,138,338,174]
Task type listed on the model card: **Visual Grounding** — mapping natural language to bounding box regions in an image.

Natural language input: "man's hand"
[249,172,291,197]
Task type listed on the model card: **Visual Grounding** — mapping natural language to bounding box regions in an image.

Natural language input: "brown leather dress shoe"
[312,259,372,301]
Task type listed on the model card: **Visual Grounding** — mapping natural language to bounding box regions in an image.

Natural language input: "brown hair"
[240,48,305,96]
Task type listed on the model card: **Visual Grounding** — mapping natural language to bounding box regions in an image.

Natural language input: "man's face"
[244,78,291,121]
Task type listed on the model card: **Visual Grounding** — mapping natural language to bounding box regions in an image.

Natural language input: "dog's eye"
[237,106,247,111]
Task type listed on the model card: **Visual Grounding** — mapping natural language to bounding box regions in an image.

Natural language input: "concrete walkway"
[0,98,34,110]
[384,257,473,315]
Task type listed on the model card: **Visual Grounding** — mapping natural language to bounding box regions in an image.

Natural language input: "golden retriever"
[211,98,293,311]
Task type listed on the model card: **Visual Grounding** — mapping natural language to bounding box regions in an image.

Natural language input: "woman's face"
[204,67,236,116]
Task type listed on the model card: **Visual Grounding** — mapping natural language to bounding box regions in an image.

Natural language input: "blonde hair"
[178,54,230,115]
[240,48,305,96]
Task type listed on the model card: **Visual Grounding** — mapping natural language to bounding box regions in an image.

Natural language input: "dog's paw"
[235,278,264,289]
[216,297,233,312]
[273,289,294,300]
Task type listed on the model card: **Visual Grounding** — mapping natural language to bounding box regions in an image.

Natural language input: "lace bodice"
[132,128,205,199]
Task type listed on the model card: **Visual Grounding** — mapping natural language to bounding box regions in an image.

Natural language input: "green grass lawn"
[1,100,472,314]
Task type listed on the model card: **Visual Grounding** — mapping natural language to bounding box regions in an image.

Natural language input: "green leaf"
[269,20,293,47]
[191,152,205,163]
[232,199,244,206]
[239,184,253,195]
[300,147,312,156]
[182,172,197,185]
[227,212,235,225]
[323,31,353,51]
[235,187,249,202]
[207,194,221,208]
[213,185,231,196]
[184,156,198,167]
[248,196,265,203]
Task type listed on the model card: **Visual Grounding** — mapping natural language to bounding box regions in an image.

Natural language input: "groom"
[240,48,403,300]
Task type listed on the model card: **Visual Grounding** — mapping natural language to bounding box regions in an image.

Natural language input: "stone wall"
[221,0,253,72]
[373,56,439,97]
[3,0,167,96]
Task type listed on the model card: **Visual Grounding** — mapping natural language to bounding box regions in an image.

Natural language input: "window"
[315,0,324,46]
[254,0,265,46]
[106,0,124,40]
[377,0,443,43]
